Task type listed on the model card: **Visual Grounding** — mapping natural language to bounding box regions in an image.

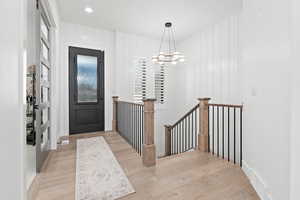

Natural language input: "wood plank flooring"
[34,132,260,200]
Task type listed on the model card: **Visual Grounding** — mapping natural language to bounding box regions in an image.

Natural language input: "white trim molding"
[242,161,274,200]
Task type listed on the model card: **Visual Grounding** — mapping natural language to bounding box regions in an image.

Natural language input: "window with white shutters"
[134,58,165,104]
[134,58,147,103]
[155,64,165,104]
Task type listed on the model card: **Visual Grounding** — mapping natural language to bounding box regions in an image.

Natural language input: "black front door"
[69,47,105,134]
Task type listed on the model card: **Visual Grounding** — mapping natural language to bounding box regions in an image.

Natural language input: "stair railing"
[165,104,200,156]
[165,97,243,167]
[112,96,156,167]
[208,102,243,167]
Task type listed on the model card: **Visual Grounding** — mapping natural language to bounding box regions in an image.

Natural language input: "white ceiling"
[56,0,242,41]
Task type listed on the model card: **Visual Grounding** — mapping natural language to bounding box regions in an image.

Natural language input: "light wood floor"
[35,132,260,200]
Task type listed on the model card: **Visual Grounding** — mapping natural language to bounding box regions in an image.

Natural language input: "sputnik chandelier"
[152,22,185,65]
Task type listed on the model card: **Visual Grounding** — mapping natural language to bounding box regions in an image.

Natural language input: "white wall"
[290,0,300,199]
[166,15,241,124]
[0,0,27,199]
[115,32,159,101]
[240,0,292,199]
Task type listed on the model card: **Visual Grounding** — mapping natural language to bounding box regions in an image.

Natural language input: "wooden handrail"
[208,103,243,109]
[118,100,144,106]
[171,104,199,128]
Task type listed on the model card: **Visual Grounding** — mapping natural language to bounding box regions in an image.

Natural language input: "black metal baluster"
[179,123,181,153]
[137,105,139,153]
[171,129,173,155]
[222,106,225,159]
[176,125,179,154]
[188,117,190,150]
[182,121,184,152]
[185,118,187,151]
[179,123,182,153]
[142,106,144,155]
[129,104,131,145]
[123,103,125,138]
[173,128,175,154]
[126,104,128,142]
[187,119,188,151]
[208,106,210,153]
[173,126,175,154]
[181,122,183,152]
[132,105,134,150]
[188,115,191,150]
[141,105,143,154]
[177,125,179,154]
[127,104,130,143]
[123,104,125,138]
[123,103,125,140]
[234,107,236,164]
[133,104,135,151]
[131,104,133,145]
[123,103,124,138]
[118,103,120,133]
[134,104,137,151]
[120,103,122,137]
[119,103,120,136]
[128,104,130,142]
[139,106,141,155]
[131,104,133,146]
[192,111,194,149]
[174,129,176,155]
[228,107,230,162]
[195,109,198,147]
[177,126,178,153]
[217,106,220,157]
[183,121,185,152]
[212,106,215,155]
[137,105,139,152]
[240,108,243,167]
[130,105,133,146]
[118,103,120,135]
[135,104,138,152]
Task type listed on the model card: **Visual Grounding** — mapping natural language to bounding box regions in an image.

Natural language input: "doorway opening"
[69,47,105,134]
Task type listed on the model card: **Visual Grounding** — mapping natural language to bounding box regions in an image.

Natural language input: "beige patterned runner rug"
[76,137,135,200]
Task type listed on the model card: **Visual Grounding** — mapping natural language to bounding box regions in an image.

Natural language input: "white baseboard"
[242,161,273,200]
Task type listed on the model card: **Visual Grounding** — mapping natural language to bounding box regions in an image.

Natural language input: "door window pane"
[77,55,98,103]
[41,87,49,103]
[41,64,49,82]
[42,41,49,61]
[41,108,48,125]
[41,128,49,152]
[41,17,49,40]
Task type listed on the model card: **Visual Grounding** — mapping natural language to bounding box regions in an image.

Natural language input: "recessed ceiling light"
[84,7,94,14]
